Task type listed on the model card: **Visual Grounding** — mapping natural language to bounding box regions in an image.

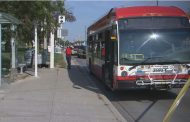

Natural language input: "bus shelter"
[0,12,21,86]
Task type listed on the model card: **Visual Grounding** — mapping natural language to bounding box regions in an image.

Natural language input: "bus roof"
[115,6,187,19]
[88,6,187,33]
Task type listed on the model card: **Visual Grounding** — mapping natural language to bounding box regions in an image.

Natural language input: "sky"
[63,1,190,42]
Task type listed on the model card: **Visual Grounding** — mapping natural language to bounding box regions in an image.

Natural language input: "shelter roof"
[0,12,21,24]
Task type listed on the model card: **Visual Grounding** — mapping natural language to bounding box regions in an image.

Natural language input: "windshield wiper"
[120,58,130,61]
[128,56,182,71]
[120,57,130,62]
[122,56,189,71]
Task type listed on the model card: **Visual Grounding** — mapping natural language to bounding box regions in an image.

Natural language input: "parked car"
[72,46,79,55]
[24,48,34,67]
[55,46,62,54]
[77,45,86,58]
[17,48,34,72]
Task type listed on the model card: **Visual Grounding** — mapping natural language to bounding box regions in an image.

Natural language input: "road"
[72,56,190,122]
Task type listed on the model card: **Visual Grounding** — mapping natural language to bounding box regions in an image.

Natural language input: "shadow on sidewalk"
[67,65,101,94]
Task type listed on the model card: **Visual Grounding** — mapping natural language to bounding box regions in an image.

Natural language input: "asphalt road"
[73,56,190,122]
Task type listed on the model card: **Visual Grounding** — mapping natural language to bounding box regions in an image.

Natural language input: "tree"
[0,1,75,46]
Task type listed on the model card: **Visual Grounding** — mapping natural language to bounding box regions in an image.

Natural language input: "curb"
[98,93,127,122]
[87,70,127,122]
[73,59,127,122]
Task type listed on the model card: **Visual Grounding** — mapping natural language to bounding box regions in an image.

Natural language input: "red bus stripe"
[116,6,186,19]
[117,74,190,81]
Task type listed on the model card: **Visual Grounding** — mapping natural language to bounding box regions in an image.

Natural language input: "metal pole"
[43,18,47,50]
[44,36,47,49]
[163,78,190,122]
[34,24,38,77]
[85,25,87,45]
[50,31,54,68]
[11,25,16,68]
[0,24,2,86]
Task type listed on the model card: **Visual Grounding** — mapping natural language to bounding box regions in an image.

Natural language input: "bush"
[2,52,11,76]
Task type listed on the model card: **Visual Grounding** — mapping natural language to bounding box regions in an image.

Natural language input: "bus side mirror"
[111,25,117,41]
[111,36,117,40]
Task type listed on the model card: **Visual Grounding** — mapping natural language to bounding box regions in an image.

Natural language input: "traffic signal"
[58,15,65,24]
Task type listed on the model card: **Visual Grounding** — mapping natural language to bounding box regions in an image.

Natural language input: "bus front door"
[104,31,114,88]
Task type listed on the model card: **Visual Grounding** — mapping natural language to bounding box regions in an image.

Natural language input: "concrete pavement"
[0,62,126,122]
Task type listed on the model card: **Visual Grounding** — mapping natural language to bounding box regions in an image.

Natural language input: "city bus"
[87,6,190,90]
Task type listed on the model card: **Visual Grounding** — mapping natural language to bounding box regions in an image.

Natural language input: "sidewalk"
[0,64,126,122]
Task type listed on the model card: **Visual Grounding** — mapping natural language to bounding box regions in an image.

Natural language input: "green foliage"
[2,52,11,69]
[56,38,65,47]
[0,1,75,44]
[1,50,25,75]
[55,53,66,68]
[17,50,26,64]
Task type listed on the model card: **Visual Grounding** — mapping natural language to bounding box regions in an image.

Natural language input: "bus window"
[97,42,101,58]
[101,42,105,59]
[182,37,190,48]
[87,36,93,53]
[94,43,97,55]
[89,42,93,52]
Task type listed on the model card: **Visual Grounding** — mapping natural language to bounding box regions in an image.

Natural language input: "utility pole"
[85,25,87,45]
[50,31,54,69]
[11,25,16,69]
[43,18,47,50]
[0,24,2,86]
[34,24,38,77]
[156,0,158,6]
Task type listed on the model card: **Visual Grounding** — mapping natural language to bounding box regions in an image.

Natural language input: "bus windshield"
[119,28,190,65]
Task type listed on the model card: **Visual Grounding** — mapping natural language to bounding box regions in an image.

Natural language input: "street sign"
[57,27,62,38]
[58,15,65,24]
[57,28,68,38]
[61,29,68,36]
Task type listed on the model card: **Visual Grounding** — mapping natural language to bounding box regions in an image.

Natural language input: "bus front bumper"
[117,79,187,90]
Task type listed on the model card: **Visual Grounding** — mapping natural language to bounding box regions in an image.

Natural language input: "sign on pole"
[57,27,62,38]
[61,29,68,36]
[57,28,68,39]
[58,15,65,24]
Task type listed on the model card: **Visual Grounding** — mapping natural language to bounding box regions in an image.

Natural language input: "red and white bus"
[87,6,190,90]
